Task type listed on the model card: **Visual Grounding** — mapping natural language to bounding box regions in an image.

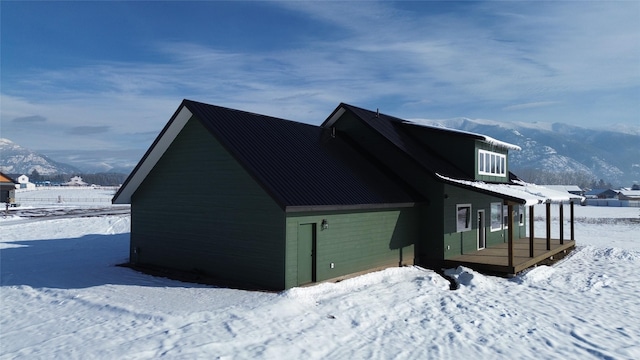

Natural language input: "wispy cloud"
[503,102,561,111]
[67,126,110,135]
[0,1,637,154]
[12,115,47,123]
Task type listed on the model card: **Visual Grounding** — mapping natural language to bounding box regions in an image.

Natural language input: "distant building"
[17,175,36,190]
[584,188,618,199]
[0,172,18,203]
[618,190,640,201]
[63,176,88,186]
[539,185,583,197]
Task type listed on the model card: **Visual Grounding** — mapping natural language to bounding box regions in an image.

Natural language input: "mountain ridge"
[410,118,639,187]
[2,118,638,187]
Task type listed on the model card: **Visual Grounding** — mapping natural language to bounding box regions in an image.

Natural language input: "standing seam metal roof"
[183,100,417,210]
[335,104,471,180]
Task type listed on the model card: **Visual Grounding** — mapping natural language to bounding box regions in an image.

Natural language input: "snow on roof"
[405,119,522,151]
[437,174,583,206]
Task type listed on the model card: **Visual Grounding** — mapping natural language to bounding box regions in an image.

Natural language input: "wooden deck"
[442,238,576,276]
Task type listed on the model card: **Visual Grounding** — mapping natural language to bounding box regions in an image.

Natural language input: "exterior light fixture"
[321,219,329,230]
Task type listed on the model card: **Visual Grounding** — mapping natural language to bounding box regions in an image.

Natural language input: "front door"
[297,223,316,285]
[477,210,486,250]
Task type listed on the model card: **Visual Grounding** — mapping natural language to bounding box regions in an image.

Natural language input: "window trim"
[478,149,507,177]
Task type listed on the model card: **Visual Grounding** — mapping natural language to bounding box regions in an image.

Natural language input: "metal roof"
[325,103,471,180]
[114,100,418,210]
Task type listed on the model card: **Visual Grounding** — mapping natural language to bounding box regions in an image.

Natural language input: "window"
[478,150,507,177]
[518,206,525,225]
[456,204,472,232]
[490,202,502,231]
[503,204,509,229]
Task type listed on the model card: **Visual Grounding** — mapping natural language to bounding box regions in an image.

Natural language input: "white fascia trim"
[114,106,193,203]
[323,107,346,128]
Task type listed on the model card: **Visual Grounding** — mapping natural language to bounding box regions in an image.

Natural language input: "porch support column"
[559,201,564,245]
[529,205,534,258]
[508,202,514,269]
[546,202,551,251]
[570,201,575,241]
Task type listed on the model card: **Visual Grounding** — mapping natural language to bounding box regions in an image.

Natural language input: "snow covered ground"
[1,205,638,359]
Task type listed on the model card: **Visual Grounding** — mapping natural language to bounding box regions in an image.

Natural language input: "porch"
[443,237,576,276]
[443,201,578,277]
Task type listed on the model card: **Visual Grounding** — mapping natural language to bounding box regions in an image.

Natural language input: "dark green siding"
[131,116,286,290]
[408,127,476,177]
[442,184,526,259]
[285,207,418,289]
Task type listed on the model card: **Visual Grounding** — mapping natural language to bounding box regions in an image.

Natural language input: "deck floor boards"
[443,238,576,276]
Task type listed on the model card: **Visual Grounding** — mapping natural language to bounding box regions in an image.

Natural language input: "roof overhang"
[112,104,193,204]
[285,202,417,213]
[437,174,584,206]
[321,105,346,128]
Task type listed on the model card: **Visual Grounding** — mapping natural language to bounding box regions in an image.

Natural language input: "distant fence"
[585,199,640,208]
[15,197,112,203]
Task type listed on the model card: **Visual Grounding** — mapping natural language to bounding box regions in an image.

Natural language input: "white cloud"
[1,1,638,153]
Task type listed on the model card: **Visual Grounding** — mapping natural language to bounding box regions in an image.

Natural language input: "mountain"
[0,138,81,175]
[410,118,640,187]
[3,119,639,186]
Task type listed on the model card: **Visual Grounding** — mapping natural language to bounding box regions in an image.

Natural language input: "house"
[618,190,640,201]
[113,100,580,290]
[17,174,36,190]
[584,188,618,199]
[540,185,583,197]
[1,172,18,204]
[63,176,88,186]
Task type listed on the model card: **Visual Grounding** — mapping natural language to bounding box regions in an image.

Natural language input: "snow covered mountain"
[410,119,640,187]
[2,118,639,186]
[0,138,81,175]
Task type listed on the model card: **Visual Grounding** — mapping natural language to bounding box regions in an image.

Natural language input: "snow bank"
[1,207,639,359]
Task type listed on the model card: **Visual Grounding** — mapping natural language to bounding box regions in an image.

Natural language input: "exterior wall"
[284,207,418,289]
[131,116,286,290]
[406,127,476,176]
[442,184,526,259]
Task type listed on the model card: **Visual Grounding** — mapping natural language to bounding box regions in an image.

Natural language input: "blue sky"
[1,1,639,157]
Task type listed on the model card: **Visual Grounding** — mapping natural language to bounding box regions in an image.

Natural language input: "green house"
[113,100,578,290]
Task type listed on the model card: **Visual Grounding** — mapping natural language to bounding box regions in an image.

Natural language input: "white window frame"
[478,149,507,177]
[456,204,472,232]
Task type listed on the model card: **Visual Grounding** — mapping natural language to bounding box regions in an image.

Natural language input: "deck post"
[508,203,514,269]
[529,205,534,258]
[559,201,564,245]
[570,201,575,241]
[546,202,551,251]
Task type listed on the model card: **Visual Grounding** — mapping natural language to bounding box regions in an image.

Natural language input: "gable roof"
[113,100,418,211]
[0,172,17,184]
[323,103,578,205]
[323,103,471,180]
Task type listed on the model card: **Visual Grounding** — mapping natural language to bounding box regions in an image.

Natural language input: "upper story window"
[478,149,506,177]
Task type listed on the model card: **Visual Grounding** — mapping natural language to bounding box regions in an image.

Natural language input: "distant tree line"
[514,168,613,189]
[9,170,129,186]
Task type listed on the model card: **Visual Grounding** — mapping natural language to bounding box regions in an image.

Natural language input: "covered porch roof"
[437,174,584,206]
